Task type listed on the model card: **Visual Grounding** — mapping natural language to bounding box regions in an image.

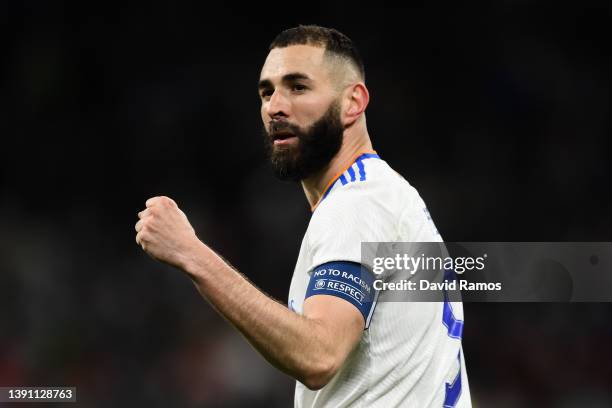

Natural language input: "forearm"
[181,240,339,388]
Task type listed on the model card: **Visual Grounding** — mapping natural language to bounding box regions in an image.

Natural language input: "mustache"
[269,120,300,136]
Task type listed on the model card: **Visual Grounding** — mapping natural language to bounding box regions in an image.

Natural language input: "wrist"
[179,238,207,277]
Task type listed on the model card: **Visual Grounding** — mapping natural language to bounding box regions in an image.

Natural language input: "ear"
[343,82,369,126]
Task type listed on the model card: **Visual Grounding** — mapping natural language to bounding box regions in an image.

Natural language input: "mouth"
[271,131,298,146]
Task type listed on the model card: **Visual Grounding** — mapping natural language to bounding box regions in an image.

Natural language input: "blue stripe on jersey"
[443,297,464,339]
[444,352,462,408]
[339,174,348,185]
[305,261,377,326]
[355,157,366,181]
[442,267,464,407]
[354,153,379,181]
[347,166,356,182]
[442,268,464,339]
[318,153,381,206]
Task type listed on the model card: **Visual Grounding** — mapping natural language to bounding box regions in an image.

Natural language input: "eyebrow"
[258,72,312,90]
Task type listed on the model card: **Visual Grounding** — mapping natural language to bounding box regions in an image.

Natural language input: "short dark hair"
[269,25,365,80]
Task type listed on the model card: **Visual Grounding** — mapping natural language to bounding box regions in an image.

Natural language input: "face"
[259,45,344,181]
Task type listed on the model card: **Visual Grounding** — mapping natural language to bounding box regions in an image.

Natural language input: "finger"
[138,208,151,219]
[166,196,177,207]
[146,197,161,208]
[136,230,144,246]
[135,219,143,233]
[154,196,176,208]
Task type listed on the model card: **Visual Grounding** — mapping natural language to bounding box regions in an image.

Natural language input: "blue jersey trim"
[443,297,464,339]
[442,268,464,339]
[356,158,366,181]
[444,352,463,407]
[347,166,356,182]
[442,267,464,407]
[318,153,380,206]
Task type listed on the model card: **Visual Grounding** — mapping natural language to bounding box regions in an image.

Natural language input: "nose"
[265,89,290,119]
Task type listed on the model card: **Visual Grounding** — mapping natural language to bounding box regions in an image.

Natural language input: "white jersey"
[288,151,471,408]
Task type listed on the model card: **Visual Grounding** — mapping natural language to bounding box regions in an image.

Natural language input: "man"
[135,25,471,407]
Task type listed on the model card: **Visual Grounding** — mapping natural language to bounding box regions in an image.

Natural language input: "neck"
[301,124,373,211]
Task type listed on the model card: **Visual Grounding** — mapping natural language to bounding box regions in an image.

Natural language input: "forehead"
[260,44,329,82]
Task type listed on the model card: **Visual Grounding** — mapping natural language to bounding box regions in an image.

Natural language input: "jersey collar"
[310,150,380,212]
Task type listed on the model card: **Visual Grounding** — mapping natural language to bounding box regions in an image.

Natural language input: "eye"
[292,84,308,92]
[260,89,273,99]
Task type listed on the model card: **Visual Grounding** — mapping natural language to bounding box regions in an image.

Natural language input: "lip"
[271,130,295,139]
[271,130,297,143]
[273,135,298,146]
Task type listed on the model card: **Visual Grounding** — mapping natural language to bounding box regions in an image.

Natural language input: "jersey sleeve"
[307,183,396,270]
[304,184,396,327]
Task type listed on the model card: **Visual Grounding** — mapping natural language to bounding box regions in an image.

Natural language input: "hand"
[135,196,201,269]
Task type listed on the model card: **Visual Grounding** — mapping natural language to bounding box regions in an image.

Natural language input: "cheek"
[294,96,332,124]
[260,106,269,128]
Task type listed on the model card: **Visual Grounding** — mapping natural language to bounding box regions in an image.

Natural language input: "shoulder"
[314,158,422,221]
[304,155,441,268]
[310,157,441,243]
[307,158,403,243]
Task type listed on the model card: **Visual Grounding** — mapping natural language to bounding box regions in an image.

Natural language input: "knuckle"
[160,196,176,207]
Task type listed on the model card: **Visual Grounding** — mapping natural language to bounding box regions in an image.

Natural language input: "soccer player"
[135,25,471,407]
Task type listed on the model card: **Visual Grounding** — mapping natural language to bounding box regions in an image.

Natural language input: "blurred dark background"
[1,2,611,407]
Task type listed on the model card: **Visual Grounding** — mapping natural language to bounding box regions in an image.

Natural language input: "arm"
[135,196,363,390]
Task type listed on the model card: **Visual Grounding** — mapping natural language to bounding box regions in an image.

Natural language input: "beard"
[262,100,344,182]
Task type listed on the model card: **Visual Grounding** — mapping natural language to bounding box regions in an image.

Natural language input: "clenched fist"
[135,196,201,270]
